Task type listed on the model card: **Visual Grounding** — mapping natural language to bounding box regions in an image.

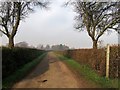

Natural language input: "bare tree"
[45,44,50,50]
[66,1,120,49]
[0,0,50,48]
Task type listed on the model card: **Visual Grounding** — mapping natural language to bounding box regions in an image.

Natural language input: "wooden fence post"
[106,44,110,78]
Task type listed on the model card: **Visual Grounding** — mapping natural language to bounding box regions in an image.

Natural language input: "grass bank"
[3,53,47,88]
[57,54,118,88]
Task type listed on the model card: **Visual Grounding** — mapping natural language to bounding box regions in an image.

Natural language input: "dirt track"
[13,52,98,88]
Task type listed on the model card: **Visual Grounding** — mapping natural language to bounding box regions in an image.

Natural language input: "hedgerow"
[2,47,45,79]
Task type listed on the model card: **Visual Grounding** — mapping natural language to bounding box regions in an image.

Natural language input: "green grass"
[3,53,47,88]
[57,54,118,88]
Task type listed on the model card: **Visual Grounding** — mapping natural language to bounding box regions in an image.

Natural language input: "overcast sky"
[1,0,118,48]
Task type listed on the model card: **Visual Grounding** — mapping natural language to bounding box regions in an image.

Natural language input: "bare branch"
[0,29,7,36]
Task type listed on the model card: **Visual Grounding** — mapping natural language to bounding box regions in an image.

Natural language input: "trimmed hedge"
[57,45,119,78]
[109,45,119,78]
[2,47,45,79]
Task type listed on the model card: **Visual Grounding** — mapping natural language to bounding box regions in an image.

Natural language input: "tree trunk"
[93,40,98,49]
[8,36,14,49]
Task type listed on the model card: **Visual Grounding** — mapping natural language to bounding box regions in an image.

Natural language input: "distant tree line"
[37,44,69,51]
[14,42,70,51]
[15,41,35,49]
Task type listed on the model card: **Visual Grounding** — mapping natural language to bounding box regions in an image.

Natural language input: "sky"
[1,0,119,48]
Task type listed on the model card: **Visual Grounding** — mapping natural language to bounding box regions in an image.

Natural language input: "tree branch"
[0,29,7,36]
[96,18,118,40]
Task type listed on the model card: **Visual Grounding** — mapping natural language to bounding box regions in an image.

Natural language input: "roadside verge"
[56,53,118,88]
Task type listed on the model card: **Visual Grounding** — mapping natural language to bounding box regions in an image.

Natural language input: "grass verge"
[57,54,118,88]
[2,53,47,88]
